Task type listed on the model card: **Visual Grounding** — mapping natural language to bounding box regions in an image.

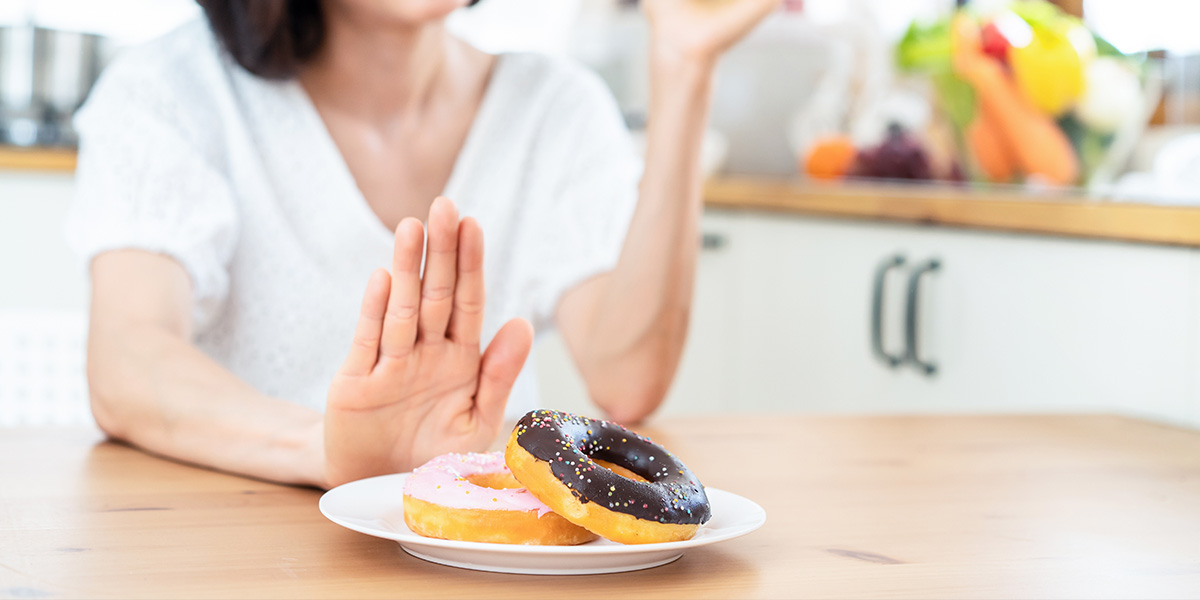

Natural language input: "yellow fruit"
[1010,29,1084,115]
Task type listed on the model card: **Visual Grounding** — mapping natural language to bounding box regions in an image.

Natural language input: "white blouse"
[66,20,641,419]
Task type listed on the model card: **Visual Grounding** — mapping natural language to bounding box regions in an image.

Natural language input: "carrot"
[952,16,1079,185]
[967,115,1016,183]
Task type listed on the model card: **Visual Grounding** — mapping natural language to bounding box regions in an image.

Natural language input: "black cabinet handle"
[871,254,906,368]
[700,232,726,251]
[904,258,941,376]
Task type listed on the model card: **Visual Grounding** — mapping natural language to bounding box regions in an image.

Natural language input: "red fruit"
[853,124,933,181]
[980,22,1011,66]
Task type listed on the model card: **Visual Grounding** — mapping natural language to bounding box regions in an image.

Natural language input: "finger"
[473,318,534,430]
[380,218,425,358]
[340,269,390,376]
[447,217,485,346]
[417,197,459,342]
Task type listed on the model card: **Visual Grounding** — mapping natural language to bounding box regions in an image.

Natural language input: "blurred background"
[2,0,1199,429]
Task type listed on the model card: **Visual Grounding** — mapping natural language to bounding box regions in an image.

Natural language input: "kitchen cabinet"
[538,209,1199,427]
[734,213,1194,423]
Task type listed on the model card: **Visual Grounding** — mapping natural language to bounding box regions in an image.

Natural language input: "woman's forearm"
[88,252,326,488]
[89,322,326,487]
[559,52,715,422]
[619,52,713,337]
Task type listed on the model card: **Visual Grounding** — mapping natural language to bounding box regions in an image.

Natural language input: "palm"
[328,345,483,466]
[324,198,532,488]
[643,0,780,63]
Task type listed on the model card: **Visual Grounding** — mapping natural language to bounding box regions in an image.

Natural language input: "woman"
[68,0,777,488]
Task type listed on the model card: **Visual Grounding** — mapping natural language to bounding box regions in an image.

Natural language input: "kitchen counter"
[706,177,1200,247]
[0,147,76,172]
[3,414,1199,599]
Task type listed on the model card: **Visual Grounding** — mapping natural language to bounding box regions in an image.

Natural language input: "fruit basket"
[800,0,1158,189]
[895,0,1157,188]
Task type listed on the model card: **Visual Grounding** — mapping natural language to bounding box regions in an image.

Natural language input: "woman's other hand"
[324,197,533,488]
[642,0,781,66]
[556,1,777,424]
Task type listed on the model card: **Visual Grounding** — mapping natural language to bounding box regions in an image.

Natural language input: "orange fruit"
[804,135,858,180]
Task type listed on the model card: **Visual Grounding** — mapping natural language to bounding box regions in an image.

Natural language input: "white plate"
[319,473,766,575]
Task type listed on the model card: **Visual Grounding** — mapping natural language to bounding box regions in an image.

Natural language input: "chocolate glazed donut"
[510,410,710,527]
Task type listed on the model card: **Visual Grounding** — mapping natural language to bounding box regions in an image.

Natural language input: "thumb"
[474,318,534,428]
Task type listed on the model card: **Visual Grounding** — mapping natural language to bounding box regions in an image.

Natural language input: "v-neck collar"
[287,53,507,243]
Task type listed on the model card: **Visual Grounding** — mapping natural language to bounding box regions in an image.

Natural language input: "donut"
[504,410,711,545]
[402,451,597,545]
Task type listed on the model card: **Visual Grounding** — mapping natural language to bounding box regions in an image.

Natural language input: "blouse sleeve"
[525,65,643,329]
[65,56,239,330]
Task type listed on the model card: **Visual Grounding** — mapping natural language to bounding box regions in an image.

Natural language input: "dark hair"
[196,0,481,80]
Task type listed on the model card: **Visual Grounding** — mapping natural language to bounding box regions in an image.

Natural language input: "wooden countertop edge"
[705,178,1200,247]
[0,147,77,171]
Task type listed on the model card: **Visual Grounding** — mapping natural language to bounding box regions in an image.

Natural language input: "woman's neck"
[301,8,457,125]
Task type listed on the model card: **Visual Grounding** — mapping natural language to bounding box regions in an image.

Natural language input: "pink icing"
[403,451,553,517]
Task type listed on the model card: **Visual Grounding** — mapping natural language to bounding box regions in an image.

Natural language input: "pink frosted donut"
[402,452,597,545]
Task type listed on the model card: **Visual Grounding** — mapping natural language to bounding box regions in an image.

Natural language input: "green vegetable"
[1092,33,1123,58]
[897,16,975,130]
[1056,113,1113,178]
[1056,113,1087,153]
[1007,1,1131,63]
[1078,130,1114,178]
[934,72,976,130]
[1009,0,1080,34]
[898,20,953,73]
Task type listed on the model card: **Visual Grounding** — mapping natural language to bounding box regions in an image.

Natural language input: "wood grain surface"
[0,147,76,172]
[2,415,1200,599]
[705,177,1200,248]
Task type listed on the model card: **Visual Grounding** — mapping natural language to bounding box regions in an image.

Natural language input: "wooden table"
[3,415,1200,599]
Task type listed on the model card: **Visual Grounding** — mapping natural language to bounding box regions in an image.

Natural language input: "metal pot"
[0,25,107,147]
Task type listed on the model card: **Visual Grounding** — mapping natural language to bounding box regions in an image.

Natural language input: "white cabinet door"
[733,213,1196,426]
[895,226,1193,424]
[730,214,912,413]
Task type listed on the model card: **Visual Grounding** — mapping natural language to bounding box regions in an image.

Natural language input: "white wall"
[0,171,85,310]
[0,171,91,426]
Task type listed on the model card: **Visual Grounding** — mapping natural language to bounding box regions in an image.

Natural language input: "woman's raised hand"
[642,0,781,66]
[323,197,533,488]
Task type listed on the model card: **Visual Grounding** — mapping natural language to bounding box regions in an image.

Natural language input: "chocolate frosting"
[513,410,711,525]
